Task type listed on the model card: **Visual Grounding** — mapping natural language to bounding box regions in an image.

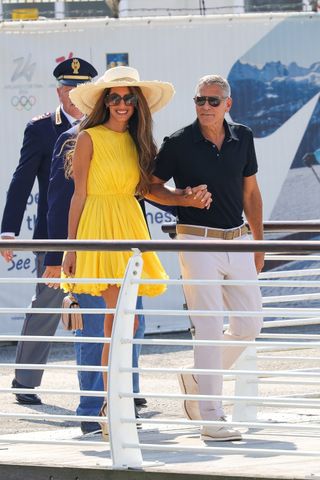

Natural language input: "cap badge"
[71,59,80,74]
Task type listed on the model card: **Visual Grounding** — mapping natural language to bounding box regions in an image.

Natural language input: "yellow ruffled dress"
[64,125,167,297]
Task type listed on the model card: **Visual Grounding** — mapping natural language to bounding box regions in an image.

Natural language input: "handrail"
[1,277,320,287]
[162,220,320,234]
[2,238,320,252]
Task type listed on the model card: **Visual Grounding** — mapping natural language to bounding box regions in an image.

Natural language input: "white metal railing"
[107,251,320,465]
[0,238,320,468]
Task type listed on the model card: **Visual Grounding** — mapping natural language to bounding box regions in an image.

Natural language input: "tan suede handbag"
[61,287,83,331]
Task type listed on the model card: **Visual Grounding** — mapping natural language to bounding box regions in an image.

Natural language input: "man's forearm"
[146,183,184,206]
[244,192,263,240]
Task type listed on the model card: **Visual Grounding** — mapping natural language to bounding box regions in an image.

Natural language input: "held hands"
[62,251,77,277]
[43,266,62,289]
[182,184,212,209]
[0,235,14,262]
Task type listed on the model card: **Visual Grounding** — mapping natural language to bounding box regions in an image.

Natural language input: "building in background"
[245,0,304,12]
[0,0,111,20]
[1,0,318,21]
[116,0,313,17]
[118,0,244,17]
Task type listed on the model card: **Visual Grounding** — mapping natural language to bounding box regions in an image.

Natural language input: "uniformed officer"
[1,58,97,406]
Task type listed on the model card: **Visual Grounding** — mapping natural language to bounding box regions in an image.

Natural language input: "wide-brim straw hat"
[69,66,175,115]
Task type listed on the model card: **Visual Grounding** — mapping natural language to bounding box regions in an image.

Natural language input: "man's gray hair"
[195,75,231,97]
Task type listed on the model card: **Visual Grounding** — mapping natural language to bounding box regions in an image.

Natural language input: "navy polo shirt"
[153,119,258,229]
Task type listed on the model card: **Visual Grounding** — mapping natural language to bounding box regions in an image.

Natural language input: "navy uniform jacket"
[45,127,176,266]
[45,126,77,266]
[1,107,71,239]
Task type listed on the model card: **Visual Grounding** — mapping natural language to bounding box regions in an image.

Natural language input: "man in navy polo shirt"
[148,74,264,442]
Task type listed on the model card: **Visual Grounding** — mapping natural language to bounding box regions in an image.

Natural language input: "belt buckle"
[222,226,243,240]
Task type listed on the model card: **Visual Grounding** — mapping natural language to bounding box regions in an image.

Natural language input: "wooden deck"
[0,416,319,480]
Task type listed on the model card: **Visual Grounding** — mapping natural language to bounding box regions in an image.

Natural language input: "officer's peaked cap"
[53,58,97,86]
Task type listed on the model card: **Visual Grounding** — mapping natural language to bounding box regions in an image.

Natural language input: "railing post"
[108,252,143,469]
[232,345,258,422]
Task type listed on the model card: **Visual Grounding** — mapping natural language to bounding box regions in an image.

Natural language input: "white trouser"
[178,234,263,420]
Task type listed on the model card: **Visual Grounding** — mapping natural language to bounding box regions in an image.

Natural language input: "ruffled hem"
[61,249,168,297]
[62,279,167,297]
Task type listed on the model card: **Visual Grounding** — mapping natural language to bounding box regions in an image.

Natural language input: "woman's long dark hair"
[64,86,157,195]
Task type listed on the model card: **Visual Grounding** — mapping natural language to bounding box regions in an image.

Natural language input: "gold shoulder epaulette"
[31,112,51,122]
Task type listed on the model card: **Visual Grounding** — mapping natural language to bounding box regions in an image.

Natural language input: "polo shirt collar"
[225,120,240,142]
[192,118,239,143]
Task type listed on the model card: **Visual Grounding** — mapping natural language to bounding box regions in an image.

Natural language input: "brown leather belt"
[176,224,248,240]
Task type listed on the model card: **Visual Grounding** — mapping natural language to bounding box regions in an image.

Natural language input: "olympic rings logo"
[11,95,36,111]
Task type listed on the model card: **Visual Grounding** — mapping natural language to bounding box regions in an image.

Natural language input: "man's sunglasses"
[105,93,138,107]
[194,96,227,107]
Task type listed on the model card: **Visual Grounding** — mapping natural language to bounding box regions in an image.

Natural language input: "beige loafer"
[201,424,242,442]
[177,371,201,420]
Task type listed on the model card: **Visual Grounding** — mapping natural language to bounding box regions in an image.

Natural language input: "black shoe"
[80,421,102,435]
[81,409,140,434]
[135,404,142,429]
[11,379,42,405]
[134,397,147,407]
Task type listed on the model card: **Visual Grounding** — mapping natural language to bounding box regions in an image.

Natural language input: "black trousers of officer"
[15,252,64,387]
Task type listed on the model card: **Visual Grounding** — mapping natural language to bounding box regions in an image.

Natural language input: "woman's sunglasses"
[105,93,138,107]
[194,96,227,107]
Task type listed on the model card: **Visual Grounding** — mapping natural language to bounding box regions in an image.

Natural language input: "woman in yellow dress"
[62,66,174,437]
